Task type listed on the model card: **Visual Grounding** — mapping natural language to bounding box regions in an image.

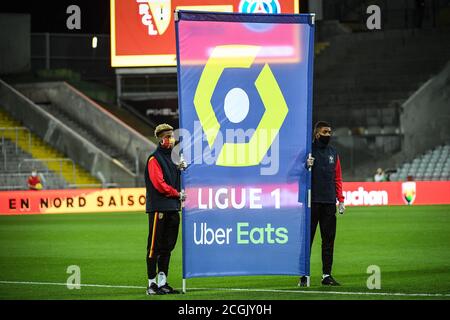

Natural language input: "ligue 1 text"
[197,187,281,209]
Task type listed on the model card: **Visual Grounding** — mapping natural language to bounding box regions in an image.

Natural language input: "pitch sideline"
[0,280,449,298]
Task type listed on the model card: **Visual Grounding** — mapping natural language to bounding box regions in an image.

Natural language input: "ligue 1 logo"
[193,45,288,167]
[402,182,416,205]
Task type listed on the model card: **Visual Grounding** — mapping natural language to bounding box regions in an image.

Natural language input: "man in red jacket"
[300,121,345,287]
[27,170,43,190]
[144,123,186,295]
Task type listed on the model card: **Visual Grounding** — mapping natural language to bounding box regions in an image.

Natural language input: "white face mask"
[31,172,37,177]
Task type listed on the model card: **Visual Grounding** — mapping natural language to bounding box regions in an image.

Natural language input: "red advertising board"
[1,182,449,215]
[342,181,450,206]
[110,0,300,67]
[0,188,146,215]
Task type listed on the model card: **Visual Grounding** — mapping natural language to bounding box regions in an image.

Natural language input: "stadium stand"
[0,109,99,190]
[313,27,450,180]
[0,79,157,188]
[1,5,448,184]
[315,28,450,129]
[390,144,450,182]
[0,139,68,190]
[36,102,135,171]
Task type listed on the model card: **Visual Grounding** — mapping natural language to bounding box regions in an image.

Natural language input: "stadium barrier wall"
[401,61,450,160]
[15,82,157,171]
[0,79,136,187]
[1,181,449,215]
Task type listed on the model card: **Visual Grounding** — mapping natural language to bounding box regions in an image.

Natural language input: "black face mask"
[318,135,331,145]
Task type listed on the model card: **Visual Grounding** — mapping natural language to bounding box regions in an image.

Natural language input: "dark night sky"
[0,0,110,34]
[0,0,307,34]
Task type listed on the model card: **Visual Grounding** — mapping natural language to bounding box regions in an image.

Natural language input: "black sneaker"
[321,275,340,286]
[146,283,163,295]
[158,283,180,294]
[298,276,308,287]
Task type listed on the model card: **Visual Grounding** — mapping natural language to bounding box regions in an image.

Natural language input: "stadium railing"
[17,158,76,184]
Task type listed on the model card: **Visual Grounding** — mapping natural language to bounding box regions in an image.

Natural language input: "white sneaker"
[158,272,167,287]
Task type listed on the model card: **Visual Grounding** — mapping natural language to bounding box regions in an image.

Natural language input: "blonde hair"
[154,123,174,138]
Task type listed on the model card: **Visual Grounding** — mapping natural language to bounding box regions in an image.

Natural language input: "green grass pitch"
[0,205,449,300]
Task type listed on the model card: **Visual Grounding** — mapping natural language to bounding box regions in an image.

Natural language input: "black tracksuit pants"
[146,211,180,279]
[310,203,337,275]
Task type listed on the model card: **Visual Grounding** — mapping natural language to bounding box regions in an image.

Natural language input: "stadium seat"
[432,172,441,180]
[388,144,450,182]
[389,173,398,181]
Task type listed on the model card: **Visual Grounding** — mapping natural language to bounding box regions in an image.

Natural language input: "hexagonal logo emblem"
[193,45,289,167]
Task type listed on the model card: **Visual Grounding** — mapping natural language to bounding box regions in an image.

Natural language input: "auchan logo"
[344,187,389,206]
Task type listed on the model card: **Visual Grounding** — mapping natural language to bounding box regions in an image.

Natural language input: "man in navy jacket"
[300,121,345,286]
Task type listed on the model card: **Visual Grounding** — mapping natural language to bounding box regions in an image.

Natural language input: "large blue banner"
[175,11,314,278]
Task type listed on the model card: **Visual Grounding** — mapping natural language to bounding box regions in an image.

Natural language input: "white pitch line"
[0,280,449,298]
[187,287,450,297]
[0,280,144,289]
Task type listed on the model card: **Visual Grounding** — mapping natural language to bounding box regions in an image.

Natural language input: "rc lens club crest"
[402,182,416,205]
[138,0,171,36]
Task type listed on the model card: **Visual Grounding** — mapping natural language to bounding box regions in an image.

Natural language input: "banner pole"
[308,153,312,288]
[174,11,187,295]
[306,13,316,288]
